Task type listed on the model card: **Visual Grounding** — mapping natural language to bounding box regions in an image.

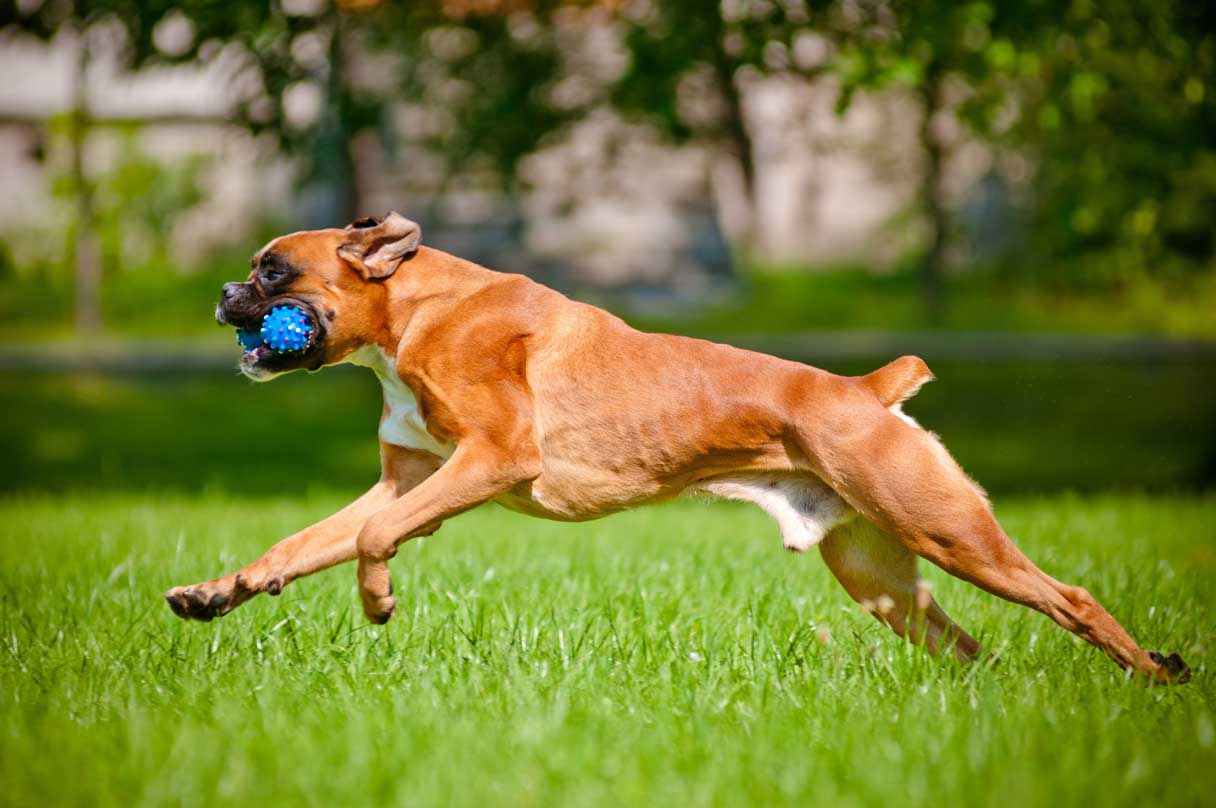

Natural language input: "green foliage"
[372,3,580,189]
[1,0,312,140]
[612,0,833,141]
[838,1,1216,284]
[1003,1,1216,285]
[49,132,210,276]
[0,492,1213,806]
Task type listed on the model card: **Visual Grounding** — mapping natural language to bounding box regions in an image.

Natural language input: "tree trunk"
[328,13,360,224]
[918,66,947,324]
[71,33,101,335]
[303,13,361,225]
[711,49,758,258]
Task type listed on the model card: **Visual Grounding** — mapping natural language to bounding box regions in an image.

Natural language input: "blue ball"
[236,327,263,351]
[260,305,314,353]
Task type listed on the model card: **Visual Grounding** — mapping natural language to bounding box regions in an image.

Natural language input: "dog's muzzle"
[216,282,262,327]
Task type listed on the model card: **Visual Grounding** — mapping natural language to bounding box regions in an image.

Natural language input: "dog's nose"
[222,282,242,301]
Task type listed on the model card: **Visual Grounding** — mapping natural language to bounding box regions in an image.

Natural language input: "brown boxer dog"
[165,212,1190,684]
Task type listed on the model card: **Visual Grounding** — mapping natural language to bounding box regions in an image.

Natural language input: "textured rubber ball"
[236,328,263,351]
[259,305,313,353]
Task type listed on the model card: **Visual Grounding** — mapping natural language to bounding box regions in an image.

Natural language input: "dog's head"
[217,212,421,381]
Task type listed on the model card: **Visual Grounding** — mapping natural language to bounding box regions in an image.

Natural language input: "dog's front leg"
[355,442,539,623]
[165,447,441,621]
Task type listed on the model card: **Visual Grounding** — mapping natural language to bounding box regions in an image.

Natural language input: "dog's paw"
[164,585,226,621]
[361,594,396,625]
[360,580,396,625]
[1147,650,1192,684]
[164,573,261,621]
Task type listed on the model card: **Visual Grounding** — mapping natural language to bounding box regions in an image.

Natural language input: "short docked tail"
[859,355,934,407]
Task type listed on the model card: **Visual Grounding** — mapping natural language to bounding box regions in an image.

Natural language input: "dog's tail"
[859,355,934,407]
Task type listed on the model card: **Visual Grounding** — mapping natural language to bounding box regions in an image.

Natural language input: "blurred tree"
[842,0,1216,306]
[0,0,374,329]
[996,0,1216,288]
[364,1,578,197]
[50,133,210,276]
[0,0,578,236]
[832,0,1046,320]
[3,0,1213,332]
[610,0,844,255]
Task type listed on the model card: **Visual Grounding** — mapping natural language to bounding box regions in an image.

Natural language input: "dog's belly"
[508,329,818,521]
[506,423,805,522]
[496,460,677,521]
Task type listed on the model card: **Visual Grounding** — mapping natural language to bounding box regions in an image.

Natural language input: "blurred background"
[0,0,1213,497]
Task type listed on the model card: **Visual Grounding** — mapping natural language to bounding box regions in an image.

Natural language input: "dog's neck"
[339,248,503,459]
[348,247,490,353]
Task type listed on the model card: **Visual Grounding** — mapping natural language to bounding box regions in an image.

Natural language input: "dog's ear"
[337,212,421,280]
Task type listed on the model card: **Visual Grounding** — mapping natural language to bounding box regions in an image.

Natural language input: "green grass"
[628,266,1216,337]
[2,492,1214,807]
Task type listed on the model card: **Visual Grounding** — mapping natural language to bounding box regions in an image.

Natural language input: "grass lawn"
[628,267,1216,338]
[1,492,1213,807]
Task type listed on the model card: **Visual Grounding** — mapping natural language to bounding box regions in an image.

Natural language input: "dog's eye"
[265,269,285,281]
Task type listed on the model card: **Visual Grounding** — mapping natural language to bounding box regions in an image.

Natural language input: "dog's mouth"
[240,342,278,365]
[228,299,325,376]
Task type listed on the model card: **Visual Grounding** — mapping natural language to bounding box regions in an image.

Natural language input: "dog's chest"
[345,345,456,458]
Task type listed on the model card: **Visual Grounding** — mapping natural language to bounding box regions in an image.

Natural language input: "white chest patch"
[344,345,456,458]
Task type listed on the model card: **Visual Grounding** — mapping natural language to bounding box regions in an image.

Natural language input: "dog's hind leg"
[819,518,981,661]
[695,474,977,657]
[800,396,1190,683]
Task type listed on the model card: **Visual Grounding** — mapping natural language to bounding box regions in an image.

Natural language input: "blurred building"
[0,25,996,291]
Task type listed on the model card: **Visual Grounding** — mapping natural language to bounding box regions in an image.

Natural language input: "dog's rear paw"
[1148,651,1192,684]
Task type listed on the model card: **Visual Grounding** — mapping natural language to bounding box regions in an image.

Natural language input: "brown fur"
[166,215,1190,684]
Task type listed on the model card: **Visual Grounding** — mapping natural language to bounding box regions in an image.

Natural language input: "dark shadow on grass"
[0,357,1213,495]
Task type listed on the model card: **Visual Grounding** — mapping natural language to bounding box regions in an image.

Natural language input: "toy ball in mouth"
[236,305,314,354]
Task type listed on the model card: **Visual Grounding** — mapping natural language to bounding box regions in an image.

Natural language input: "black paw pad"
[182,589,213,621]
[1149,650,1192,684]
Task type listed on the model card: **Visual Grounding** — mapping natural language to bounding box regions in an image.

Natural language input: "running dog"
[165,212,1190,684]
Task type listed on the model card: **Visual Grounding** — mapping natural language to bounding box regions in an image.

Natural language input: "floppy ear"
[337,212,422,280]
